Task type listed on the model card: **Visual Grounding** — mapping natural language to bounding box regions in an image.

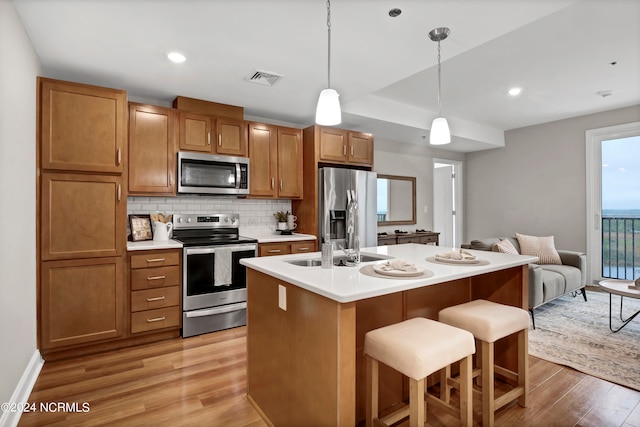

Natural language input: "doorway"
[586,122,640,284]
[433,159,463,247]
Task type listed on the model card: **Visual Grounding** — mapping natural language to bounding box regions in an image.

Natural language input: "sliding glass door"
[586,122,640,284]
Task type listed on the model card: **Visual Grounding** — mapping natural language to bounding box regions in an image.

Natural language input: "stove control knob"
[186,217,192,223]
[177,217,182,223]
[224,217,229,223]
[232,216,238,223]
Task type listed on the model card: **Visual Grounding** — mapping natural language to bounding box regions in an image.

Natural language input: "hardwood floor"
[19,326,640,427]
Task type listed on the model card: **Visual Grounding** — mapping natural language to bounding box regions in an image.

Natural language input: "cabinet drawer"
[131,307,180,334]
[131,266,180,290]
[131,286,180,312]
[259,243,290,257]
[130,251,180,269]
[420,235,438,244]
[397,236,419,244]
[290,241,315,254]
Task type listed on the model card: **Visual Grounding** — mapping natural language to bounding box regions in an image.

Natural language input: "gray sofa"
[462,237,587,328]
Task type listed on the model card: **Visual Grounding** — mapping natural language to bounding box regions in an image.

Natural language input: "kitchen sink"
[286,253,393,267]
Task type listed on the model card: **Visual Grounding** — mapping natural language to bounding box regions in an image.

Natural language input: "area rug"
[528,290,640,391]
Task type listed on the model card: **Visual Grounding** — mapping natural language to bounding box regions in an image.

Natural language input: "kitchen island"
[240,243,536,426]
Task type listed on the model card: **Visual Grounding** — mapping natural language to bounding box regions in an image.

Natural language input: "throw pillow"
[493,239,519,254]
[515,233,562,264]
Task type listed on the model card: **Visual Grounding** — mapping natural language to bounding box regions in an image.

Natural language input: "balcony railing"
[602,216,640,279]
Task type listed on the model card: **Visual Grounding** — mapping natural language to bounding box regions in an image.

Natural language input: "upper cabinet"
[178,112,248,157]
[128,103,178,196]
[39,78,127,174]
[317,126,374,167]
[249,123,303,199]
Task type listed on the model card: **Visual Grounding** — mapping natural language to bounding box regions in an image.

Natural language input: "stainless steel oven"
[172,213,257,337]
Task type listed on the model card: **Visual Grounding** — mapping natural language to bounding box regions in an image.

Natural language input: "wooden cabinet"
[318,127,374,166]
[179,111,248,157]
[259,240,317,257]
[38,77,129,359]
[377,232,440,246]
[41,172,126,260]
[39,78,127,173]
[249,123,303,199]
[129,250,182,334]
[128,103,177,195]
[40,257,124,349]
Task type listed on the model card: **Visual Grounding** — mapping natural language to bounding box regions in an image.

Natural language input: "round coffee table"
[599,279,640,332]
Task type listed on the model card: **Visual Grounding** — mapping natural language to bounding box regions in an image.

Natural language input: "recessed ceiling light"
[508,87,522,96]
[167,52,186,63]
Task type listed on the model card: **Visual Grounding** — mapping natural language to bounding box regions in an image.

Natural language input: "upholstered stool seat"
[439,299,530,427]
[364,317,475,427]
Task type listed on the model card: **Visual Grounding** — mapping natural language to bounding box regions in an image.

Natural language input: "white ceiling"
[12,0,640,152]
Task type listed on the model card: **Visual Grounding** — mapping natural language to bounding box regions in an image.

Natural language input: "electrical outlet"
[424,205,428,213]
[278,284,287,311]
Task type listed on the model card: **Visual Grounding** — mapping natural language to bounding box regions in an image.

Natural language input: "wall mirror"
[376,174,416,225]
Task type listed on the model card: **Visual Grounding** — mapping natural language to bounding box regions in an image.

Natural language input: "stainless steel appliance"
[318,167,377,249]
[177,152,250,195]
[172,213,257,337]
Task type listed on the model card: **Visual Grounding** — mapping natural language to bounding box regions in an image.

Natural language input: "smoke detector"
[245,69,283,86]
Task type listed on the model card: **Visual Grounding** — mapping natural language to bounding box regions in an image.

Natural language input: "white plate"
[434,257,480,264]
[373,263,425,277]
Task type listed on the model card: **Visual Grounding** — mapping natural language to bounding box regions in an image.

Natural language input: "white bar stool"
[439,299,530,426]
[364,317,476,427]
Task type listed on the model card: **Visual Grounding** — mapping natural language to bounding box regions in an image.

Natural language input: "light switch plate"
[278,284,287,311]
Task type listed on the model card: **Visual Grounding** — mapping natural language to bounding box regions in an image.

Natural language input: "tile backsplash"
[127,196,292,234]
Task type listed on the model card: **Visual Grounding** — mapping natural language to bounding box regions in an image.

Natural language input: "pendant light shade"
[430,117,451,145]
[428,27,450,145]
[316,88,341,126]
[316,0,341,126]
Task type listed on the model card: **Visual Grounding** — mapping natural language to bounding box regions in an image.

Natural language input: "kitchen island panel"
[246,269,356,427]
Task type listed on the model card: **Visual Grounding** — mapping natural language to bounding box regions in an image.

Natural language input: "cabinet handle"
[117,185,121,201]
[271,177,275,189]
[297,247,310,251]
[279,178,283,191]
[146,296,166,302]
[146,258,165,263]
[343,145,347,156]
[147,316,166,323]
[117,147,122,165]
[147,275,166,281]
[207,132,211,145]
[218,135,222,146]
[268,249,282,253]
[169,173,174,186]
[351,145,354,156]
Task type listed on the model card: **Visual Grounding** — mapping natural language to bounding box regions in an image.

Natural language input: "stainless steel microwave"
[177,152,250,196]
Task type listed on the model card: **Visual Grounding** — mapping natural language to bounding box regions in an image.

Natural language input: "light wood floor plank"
[18,326,640,427]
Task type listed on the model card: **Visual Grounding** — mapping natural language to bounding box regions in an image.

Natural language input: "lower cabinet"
[259,240,317,257]
[129,249,182,334]
[377,232,440,246]
[40,257,124,350]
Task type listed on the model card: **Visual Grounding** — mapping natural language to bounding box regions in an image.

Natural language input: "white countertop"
[241,232,317,243]
[240,244,537,303]
[127,239,183,251]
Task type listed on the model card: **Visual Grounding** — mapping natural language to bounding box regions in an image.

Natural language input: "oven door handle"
[185,302,247,318]
[185,245,257,256]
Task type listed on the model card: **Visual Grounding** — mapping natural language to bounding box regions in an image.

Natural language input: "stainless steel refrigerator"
[318,167,377,249]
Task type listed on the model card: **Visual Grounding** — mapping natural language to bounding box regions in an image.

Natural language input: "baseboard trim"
[0,350,44,427]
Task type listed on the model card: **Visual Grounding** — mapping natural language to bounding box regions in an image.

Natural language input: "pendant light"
[428,27,451,145]
[315,0,341,126]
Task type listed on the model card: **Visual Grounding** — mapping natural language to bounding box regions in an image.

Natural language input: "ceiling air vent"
[245,69,283,86]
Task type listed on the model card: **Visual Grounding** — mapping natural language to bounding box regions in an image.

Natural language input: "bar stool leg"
[409,378,425,427]
[518,328,529,407]
[440,366,451,403]
[460,355,473,427]
[366,355,379,427]
[482,340,495,427]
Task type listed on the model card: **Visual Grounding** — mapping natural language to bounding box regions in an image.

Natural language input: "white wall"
[374,138,464,234]
[0,0,42,413]
[465,105,640,251]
